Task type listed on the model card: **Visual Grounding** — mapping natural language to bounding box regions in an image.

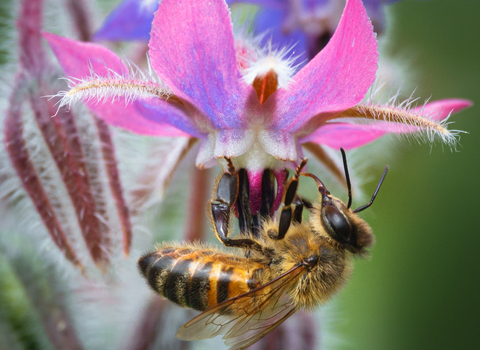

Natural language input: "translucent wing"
[176,263,306,350]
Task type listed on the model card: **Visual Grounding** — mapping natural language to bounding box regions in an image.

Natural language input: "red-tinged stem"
[17,0,45,73]
[30,90,109,266]
[249,328,284,350]
[95,117,133,256]
[64,2,131,255]
[126,298,191,350]
[28,280,85,349]
[127,298,165,350]
[5,82,82,269]
[65,0,93,41]
[296,311,317,350]
[9,258,85,350]
[38,303,85,350]
[183,166,210,243]
[54,101,112,265]
[52,102,110,265]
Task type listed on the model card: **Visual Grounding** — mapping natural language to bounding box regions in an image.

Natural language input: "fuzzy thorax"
[258,220,354,310]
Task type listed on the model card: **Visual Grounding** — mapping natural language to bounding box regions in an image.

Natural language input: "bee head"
[305,149,388,256]
[314,194,374,255]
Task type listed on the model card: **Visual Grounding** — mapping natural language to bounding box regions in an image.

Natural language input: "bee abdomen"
[138,247,258,311]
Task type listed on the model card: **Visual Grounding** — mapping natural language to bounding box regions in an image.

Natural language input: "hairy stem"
[95,117,133,255]
[4,79,82,269]
[183,166,210,242]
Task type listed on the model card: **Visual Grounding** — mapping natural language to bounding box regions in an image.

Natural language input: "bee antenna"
[340,148,352,209]
[353,166,389,213]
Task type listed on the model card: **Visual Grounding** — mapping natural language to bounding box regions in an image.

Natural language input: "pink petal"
[44,32,126,77]
[44,33,187,137]
[149,0,257,129]
[414,99,472,121]
[137,99,205,138]
[95,101,188,137]
[265,0,378,133]
[301,124,385,150]
[303,99,472,149]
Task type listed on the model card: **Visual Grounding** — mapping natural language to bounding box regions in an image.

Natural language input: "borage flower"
[47,0,470,217]
[95,0,159,41]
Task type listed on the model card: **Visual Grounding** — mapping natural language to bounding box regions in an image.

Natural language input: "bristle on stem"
[57,76,173,110]
[328,103,461,146]
[35,91,110,266]
[95,117,133,256]
[4,80,83,269]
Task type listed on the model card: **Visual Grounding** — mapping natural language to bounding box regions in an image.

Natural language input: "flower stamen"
[252,69,278,104]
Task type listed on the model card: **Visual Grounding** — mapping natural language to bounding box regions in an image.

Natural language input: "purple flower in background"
[95,0,158,41]
[249,0,402,64]
[47,0,470,215]
[95,0,401,64]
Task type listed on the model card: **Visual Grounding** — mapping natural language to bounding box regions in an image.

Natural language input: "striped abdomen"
[138,245,266,311]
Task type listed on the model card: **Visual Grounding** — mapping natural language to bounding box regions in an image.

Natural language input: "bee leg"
[292,196,314,224]
[211,159,238,243]
[236,169,253,235]
[298,196,313,209]
[259,169,275,218]
[293,197,304,224]
[212,198,263,251]
[211,159,264,252]
[274,159,308,240]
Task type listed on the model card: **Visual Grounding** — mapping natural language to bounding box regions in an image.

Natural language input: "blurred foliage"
[0,254,54,350]
[337,1,480,349]
[0,0,12,66]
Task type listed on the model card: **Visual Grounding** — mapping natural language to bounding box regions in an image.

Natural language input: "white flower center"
[229,138,285,172]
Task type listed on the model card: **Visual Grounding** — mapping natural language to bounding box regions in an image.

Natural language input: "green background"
[337,1,480,349]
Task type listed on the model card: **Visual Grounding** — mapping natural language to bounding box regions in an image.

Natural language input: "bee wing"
[223,301,297,350]
[176,263,306,350]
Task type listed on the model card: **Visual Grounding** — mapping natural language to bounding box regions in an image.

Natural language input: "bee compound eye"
[324,205,353,244]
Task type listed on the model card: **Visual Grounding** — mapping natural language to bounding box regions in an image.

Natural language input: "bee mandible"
[138,149,389,350]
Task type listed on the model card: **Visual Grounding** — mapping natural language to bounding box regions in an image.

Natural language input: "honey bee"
[138,149,388,350]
